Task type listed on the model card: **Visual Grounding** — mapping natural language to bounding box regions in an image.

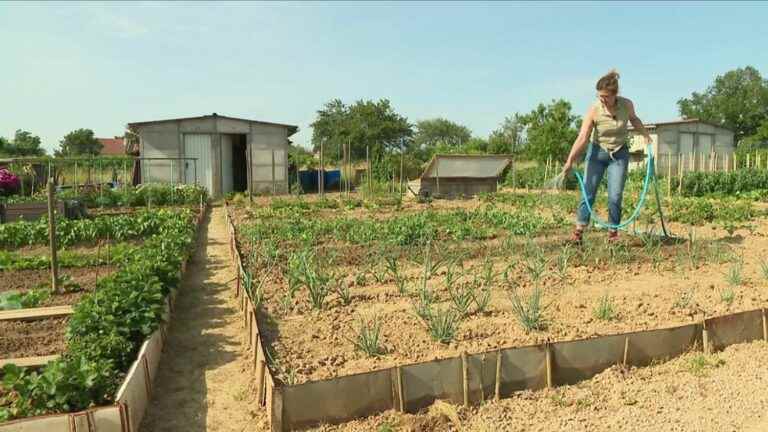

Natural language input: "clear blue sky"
[1,1,766,153]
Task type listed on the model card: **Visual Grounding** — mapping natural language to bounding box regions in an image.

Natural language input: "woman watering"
[562,70,653,243]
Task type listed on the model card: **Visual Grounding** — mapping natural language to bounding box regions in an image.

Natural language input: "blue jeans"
[576,145,629,228]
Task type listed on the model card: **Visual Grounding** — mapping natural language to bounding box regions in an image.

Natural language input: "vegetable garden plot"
[224,199,768,432]
[228,191,768,386]
[0,202,205,426]
[0,266,117,308]
[0,317,68,359]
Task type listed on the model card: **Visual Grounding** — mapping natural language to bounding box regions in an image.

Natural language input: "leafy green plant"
[725,257,744,287]
[760,259,768,281]
[506,274,547,332]
[720,288,735,305]
[593,293,617,321]
[335,280,353,306]
[348,315,384,357]
[0,289,50,311]
[424,307,461,344]
[385,256,407,294]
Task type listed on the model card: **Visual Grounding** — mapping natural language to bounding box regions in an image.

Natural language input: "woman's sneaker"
[607,230,619,242]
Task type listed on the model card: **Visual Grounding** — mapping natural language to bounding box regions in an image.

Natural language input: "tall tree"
[12,130,45,156]
[521,99,580,164]
[677,66,768,143]
[487,114,526,155]
[413,118,471,150]
[57,128,103,156]
[310,98,412,164]
[0,130,45,156]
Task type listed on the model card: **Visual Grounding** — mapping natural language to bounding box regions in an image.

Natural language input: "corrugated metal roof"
[421,154,511,179]
[628,118,732,132]
[127,113,299,136]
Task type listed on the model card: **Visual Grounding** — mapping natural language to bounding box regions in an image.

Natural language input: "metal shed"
[628,119,735,174]
[419,154,511,198]
[127,113,298,198]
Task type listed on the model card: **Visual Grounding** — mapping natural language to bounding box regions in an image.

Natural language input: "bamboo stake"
[396,366,405,412]
[666,153,671,199]
[763,309,767,342]
[366,145,371,198]
[461,352,469,407]
[623,337,630,366]
[399,150,404,196]
[545,343,553,389]
[702,320,710,355]
[47,179,60,294]
[678,153,684,193]
[495,349,502,401]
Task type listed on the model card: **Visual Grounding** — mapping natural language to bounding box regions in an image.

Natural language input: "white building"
[628,119,735,174]
[127,113,298,198]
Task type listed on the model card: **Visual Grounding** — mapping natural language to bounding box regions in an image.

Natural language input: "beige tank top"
[591,96,630,152]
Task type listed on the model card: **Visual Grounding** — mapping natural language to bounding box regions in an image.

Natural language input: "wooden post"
[666,153,672,198]
[399,149,404,196]
[47,179,60,294]
[342,139,347,196]
[678,153,684,193]
[702,320,710,355]
[272,150,277,195]
[494,348,502,401]
[763,309,767,342]
[461,351,469,407]
[623,337,630,366]
[318,140,323,197]
[747,153,751,169]
[366,145,371,198]
[396,366,405,412]
[545,343,553,389]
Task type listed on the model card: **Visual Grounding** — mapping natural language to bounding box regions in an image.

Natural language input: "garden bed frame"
[0,203,206,432]
[222,202,768,432]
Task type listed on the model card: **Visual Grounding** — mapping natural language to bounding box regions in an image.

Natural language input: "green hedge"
[1,183,207,207]
[681,169,768,197]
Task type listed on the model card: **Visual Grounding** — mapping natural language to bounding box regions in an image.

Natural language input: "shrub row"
[0,208,199,422]
[681,169,768,197]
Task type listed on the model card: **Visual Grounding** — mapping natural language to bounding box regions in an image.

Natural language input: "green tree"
[310,98,412,172]
[413,118,472,153]
[0,130,45,156]
[521,100,580,164]
[487,114,526,155]
[57,129,103,156]
[677,66,768,143]
[13,130,45,156]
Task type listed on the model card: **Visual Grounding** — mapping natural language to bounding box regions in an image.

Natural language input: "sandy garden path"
[142,207,260,432]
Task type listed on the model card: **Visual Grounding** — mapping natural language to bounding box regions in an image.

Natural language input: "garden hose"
[573,143,656,231]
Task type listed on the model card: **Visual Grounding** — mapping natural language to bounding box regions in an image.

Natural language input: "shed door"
[221,134,234,195]
[679,133,694,155]
[184,134,213,193]
[697,134,713,154]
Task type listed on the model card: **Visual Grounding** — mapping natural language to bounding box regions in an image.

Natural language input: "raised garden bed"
[0,317,68,359]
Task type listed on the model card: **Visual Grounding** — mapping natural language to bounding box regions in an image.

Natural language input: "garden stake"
[462,351,469,407]
[623,337,630,366]
[495,348,502,401]
[702,320,710,355]
[545,343,553,389]
[762,309,767,342]
[47,179,60,294]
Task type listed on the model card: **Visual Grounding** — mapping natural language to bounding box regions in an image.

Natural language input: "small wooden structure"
[0,201,65,224]
[418,154,511,198]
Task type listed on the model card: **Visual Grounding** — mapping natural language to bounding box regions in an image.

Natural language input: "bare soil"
[0,266,117,306]
[231,197,768,385]
[0,318,68,359]
[141,207,259,432]
[308,340,768,432]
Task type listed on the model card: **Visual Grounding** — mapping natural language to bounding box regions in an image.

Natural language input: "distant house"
[97,137,126,156]
[628,119,735,173]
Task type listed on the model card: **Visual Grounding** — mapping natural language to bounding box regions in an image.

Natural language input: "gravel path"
[141,207,259,432]
[310,341,768,432]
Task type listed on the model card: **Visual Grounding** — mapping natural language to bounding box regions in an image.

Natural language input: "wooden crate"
[3,201,65,223]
